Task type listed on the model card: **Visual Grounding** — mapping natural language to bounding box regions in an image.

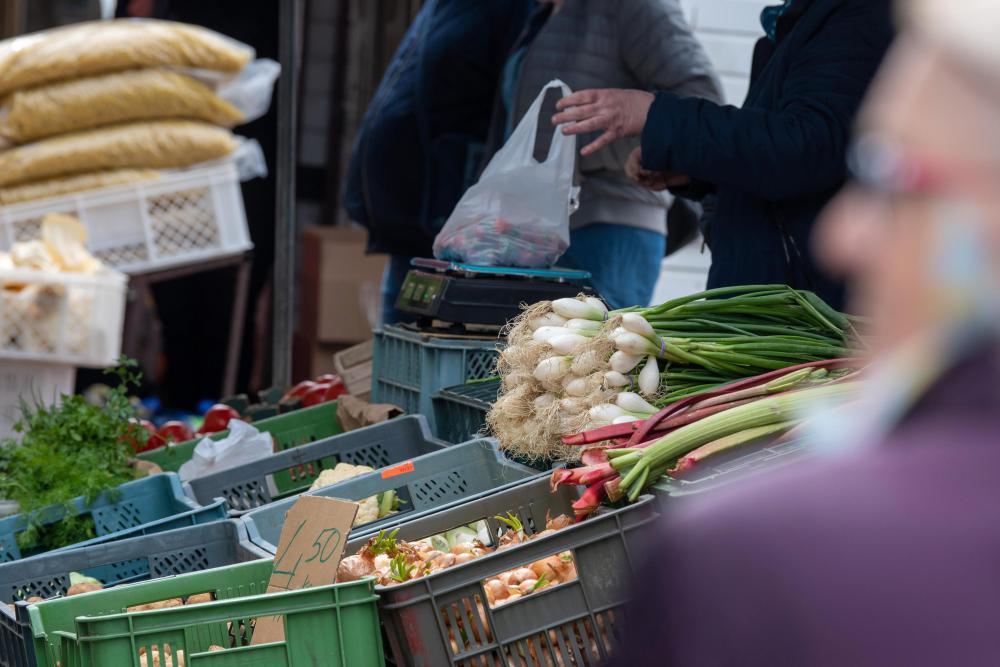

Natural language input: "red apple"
[158,420,195,444]
[282,380,319,403]
[199,404,240,434]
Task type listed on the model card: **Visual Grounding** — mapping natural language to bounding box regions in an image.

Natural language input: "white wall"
[651,0,769,305]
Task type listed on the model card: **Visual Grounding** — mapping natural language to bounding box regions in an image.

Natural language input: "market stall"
[0,13,872,667]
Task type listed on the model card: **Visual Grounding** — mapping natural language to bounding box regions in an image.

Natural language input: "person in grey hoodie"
[483,0,721,308]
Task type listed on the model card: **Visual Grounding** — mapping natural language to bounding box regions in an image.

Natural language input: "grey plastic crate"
[0,599,31,667]
[184,415,446,512]
[344,476,659,666]
[242,438,541,554]
[431,380,499,444]
[0,520,266,604]
[0,520,267,667]
[652,436,809,503]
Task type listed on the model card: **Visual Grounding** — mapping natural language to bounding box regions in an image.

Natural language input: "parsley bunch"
[0,358,142,551]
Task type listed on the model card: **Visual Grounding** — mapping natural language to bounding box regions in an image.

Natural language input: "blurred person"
[482,0,721,308]
[116,0,278,405]
[343,0,535,325]
[553,0,894,310]
[609,2,1000,665]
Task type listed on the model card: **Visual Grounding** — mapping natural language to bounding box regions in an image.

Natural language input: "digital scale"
[396,259,596,328]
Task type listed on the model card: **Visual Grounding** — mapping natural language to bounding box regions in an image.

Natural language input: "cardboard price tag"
[251,495,358,645]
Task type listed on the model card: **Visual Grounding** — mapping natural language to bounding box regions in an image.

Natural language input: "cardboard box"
[299,225,386,343]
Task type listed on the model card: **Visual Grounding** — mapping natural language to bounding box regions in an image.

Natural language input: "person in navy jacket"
[343,0,534,324]
[553,0,895,310]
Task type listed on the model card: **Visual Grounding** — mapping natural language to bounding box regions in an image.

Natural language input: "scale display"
[396,260,596,327]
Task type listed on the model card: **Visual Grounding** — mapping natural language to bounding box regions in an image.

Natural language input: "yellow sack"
[0,170,160,206]
[0,19,252,96]
[0,69,244,144]
[0,121,237,188]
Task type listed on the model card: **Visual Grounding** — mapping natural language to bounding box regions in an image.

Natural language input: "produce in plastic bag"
[0,169,160,206]
[433,80,578,268]
[0,59,281,144]
[178,419,273,482]
[0,120,237,188]
[0,19,253,96]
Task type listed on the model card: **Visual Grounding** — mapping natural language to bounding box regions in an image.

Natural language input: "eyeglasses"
[847,134,997,198]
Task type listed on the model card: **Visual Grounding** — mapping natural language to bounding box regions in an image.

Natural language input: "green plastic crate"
[26,559,383,667]
[136,401,343,494]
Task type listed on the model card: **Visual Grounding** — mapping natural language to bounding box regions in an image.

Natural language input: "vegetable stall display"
[488,285,862,461]
[552,360,862,517]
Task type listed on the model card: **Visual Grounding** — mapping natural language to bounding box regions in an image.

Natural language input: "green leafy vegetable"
[494,512,523,534]
[389,554,414,583]
[0,358,142,551]
[369,529,399,556]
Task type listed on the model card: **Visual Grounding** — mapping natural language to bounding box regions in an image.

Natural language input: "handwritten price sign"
[251,495,358,645]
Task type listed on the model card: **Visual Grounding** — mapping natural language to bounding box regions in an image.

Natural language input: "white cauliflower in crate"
[309,462,380,527]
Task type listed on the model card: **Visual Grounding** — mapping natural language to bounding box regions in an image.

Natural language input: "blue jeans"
[561,224,665,309]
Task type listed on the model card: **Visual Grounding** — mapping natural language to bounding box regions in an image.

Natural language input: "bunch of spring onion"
[488,285,861,461]
[550,362,862,518]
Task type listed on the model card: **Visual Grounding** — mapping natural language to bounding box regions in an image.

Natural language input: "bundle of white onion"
[488,286,860,460]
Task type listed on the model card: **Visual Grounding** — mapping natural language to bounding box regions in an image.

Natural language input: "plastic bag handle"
[512,79,573,167]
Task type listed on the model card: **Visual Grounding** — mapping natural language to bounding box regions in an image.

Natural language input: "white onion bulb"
[622,313,656,339]
[604,371,632,388]
[615,332,659,357]
[533,356,572,382]
[609,350,643,374]
[639,355,659,398]
[552,298,605,321]
[549,333,588,355]
[615,392,658,415]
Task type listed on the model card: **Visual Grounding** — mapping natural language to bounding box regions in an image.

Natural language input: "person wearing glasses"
[552,0,894,310]
[609,1,1000,664]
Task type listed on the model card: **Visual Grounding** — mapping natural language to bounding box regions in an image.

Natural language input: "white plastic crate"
[0,360,75,439]
[0,159,252,275]
[0,268,126,367]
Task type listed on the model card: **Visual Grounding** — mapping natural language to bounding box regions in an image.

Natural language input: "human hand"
[552,89,655,157]
[625,147,691,191]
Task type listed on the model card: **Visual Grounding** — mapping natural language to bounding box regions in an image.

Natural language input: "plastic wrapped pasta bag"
[0,60,281,144]
[0,170,161,206]
[433,80,578,268]
[0,19,253,96]
[0,120,238,188]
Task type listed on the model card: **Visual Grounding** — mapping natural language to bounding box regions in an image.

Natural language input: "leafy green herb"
[389,554,414,583]
[369,529,399,556]
[0,358,142,551]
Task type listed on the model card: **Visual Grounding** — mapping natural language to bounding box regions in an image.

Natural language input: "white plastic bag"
[178,419,273,482]
[433,80,578,268]
[215,59,282,125]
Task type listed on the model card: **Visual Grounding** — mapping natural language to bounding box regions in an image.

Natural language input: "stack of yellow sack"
[0,20,256,205]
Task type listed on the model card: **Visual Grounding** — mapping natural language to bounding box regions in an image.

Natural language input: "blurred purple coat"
[610,350,1000,666]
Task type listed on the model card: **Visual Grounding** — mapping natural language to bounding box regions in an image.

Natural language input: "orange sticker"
[381,461,415,479]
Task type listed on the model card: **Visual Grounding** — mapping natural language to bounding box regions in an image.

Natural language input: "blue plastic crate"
[0,473,225,562]
[372,326,500,437]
